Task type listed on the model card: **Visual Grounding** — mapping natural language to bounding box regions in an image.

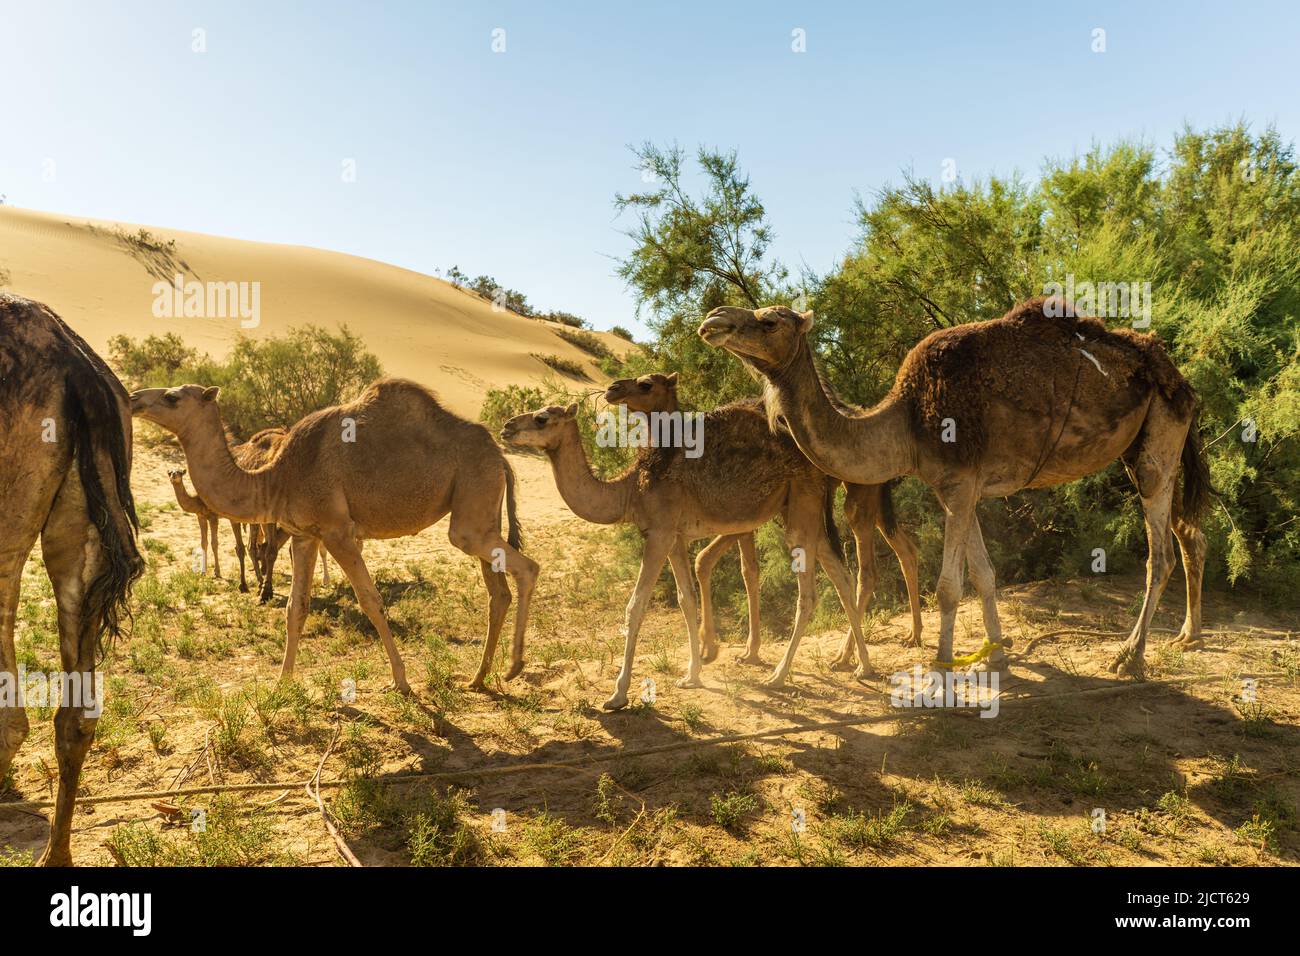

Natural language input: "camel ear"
[201,386,220,402]
[665,372,678,387]
[797,310,815,333]
[565,402,578,417]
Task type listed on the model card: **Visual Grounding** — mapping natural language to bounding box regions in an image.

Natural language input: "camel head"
[167,468,186,483]
[500,403,579,451]
[129,384,222,436]
[603,372,677,413]
[697,305,812,372]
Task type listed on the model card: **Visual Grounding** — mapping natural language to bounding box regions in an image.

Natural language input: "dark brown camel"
[0,293,144,865]
[700,298,1209,678]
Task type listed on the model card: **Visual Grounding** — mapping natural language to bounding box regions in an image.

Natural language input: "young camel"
[0,294,144,866]
[699,298,1210,678]
[168,467,256,589]
[130,378,538,693]
[501,400,871,709]
[604,372,923,657]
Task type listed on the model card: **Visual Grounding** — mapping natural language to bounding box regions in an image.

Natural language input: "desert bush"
[110,324,382,438]
[554,327,612,359]
[531,352,589,380]
[609,325,635,341]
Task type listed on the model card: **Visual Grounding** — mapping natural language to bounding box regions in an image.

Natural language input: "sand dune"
[0,204,631,420]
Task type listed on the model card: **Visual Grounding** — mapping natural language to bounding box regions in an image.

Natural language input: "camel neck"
[544,423,632,525]
[170,480,206,512]
[764,337,915,485]
[175,415,275,524]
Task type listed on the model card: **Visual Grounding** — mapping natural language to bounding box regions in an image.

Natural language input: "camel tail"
[878,479,899,538]
[503,459,524,552]
[62,358,146,660]
[822,481,845,563]
[1180,407,1213,523]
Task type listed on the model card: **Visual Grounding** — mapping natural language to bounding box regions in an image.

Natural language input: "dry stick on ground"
[5,671,1281,815]
[307,721,361,867]
[1018,626,1284,657]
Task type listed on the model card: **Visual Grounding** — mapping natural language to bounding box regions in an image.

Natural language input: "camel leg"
[1110,466,1178,679]
[280,535,319,684]
[934,485,978,666]
[693,534,739,665]
[259,526,289,604]
[447,510,538,687]
[321,532,411,694]
[842,485,877,666]
[37,473,107,866]
[320,550,331,587]
[196,515,209,575]
[819,542,871,679]
[882,521,923,649]
[1170,513,1206,649]
[669,537,705,689]
[249,525,264,586]
[208,515,221,579]
[0,538,37,789]
[763,527,819,689]
[736,533,764,665]
[605,531,674,710]
[964,516,1007,667]
[467,559,512,691]
[232,521,248,593]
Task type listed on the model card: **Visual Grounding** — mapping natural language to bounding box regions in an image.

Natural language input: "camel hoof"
[853,664,873,681]
[734,652,765,667]
[700,643,719,664]
[675,674,704,689]
[467,679,490,694]
[238,583,249,594]
[504,660,525,681]
[388,681,414,697]
[760,672,788,689]
[902,634,922,649]
[1170,635,1204,651]
[39,851,71,868]
[829,656,856,672]
[601,694,628,712]
[1108,648,1145,679]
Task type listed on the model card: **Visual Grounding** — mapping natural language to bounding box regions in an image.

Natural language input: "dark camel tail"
[58,328,145,658]
[878,478,899,537]
[504,458,523,551]
[1180,407,1213,523]
[822,481,844,562]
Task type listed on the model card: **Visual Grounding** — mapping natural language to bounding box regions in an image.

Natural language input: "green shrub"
[554,327,612,359]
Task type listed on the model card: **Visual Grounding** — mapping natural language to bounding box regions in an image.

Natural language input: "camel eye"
[163,393,180,406]
[760,319,777,331]
[638,382,651,391]
[534,414,548,425]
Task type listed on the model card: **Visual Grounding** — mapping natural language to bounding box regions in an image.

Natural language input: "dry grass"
[1,447,1297,867]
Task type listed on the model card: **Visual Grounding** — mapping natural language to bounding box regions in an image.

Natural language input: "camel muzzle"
[697,317,735,344]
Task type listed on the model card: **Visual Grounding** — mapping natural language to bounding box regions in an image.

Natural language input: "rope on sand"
[0,671,1248,815]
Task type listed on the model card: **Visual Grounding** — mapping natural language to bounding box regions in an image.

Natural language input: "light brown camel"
[501,400,870,709]
[0,294,144,866]
[604,373,923,656]
[699,298,1210,678]
[231,427,331,603]
[168,467,240,584]
[130,378,538,693]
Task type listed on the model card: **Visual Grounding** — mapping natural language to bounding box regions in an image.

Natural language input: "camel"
[168,467,254,588]
[130,378,538,693]
[699,298,1210,678]
[604,373,923,656]
[501,399,871,709]
[0,294,144,865]
[230,427,331,602]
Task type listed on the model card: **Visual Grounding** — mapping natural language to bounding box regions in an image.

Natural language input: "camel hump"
[893,297,1196,464]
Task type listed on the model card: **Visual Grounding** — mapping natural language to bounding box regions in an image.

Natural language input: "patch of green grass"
[710,790,759,832]
[406,788,481,866]
[105,795,299,866]
[825,802,912,850]
[522,812,586,865]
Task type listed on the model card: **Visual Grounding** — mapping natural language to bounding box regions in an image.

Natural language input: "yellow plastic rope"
[931,640,1003,670]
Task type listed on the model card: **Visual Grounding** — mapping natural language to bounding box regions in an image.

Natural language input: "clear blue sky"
[1,1,1295,336]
